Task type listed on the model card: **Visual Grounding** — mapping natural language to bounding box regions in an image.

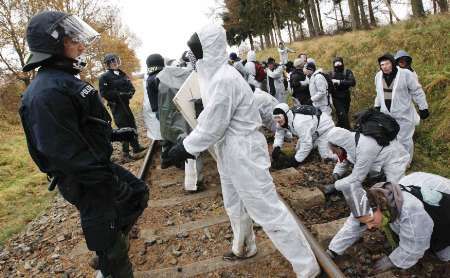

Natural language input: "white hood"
[327,127,356,162]
[196,24,228,78]
[247,50,256,62]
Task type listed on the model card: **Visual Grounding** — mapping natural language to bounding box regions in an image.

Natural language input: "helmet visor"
[51,15,100,45]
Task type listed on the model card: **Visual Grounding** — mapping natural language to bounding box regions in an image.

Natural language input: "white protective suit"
[329,172,450,269]
[245,50,262,88]
[374,67,428,162]
[253,88,279,132]
[309,69,332,115]
[182,24,319,278]
[266,65,287,103]
[329,127,410,217]
[278,47,294,65]
[273,103,336,163]
[142,73,162,140]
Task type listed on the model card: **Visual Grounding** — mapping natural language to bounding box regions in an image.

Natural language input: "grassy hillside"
[0,79,144,245]
[257,14,450,176]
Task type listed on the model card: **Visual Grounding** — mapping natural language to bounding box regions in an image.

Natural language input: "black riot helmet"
[104,53,121,68]
[187,32,203,60]
[23,11,99,72]
[146,53,165,73]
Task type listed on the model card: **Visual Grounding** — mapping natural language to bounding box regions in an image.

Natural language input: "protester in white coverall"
[166,24,320,278]
[303,61,332,115]
[328,172,450,275]
[374,53,429,163]
[266,57,286,102]
[278,42,295,65]
[272,103,336,169]
[245,50,262,89]
[251,85,279,132]
[325,127,409,216]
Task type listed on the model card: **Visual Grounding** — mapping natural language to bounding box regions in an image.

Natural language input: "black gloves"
[111,127,137,142]
[272,146,282,160]
[272,152,299,170]
[419,109,429,119]
[374,106,381,111]
[323,184,337,196]
[372,255,394,275]
[193,99,204,119]
[332,173,341,182]
[163,141,195,169]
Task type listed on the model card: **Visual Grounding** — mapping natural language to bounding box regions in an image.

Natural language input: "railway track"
[132,140,345,278]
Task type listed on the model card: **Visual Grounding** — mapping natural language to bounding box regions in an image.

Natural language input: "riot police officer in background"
[99,53,146,159]
[19,11,149,277]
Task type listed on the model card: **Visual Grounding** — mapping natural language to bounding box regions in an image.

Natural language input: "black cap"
[305,61,316,72]
[146,53,164,68]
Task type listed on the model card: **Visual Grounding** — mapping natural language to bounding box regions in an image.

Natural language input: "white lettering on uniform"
[80,85,95,98]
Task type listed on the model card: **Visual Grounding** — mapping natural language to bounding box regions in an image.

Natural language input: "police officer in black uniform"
[99,54,146,159]
[19,11,148,277]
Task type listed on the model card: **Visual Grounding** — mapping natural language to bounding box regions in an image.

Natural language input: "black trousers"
[333,95,351,129]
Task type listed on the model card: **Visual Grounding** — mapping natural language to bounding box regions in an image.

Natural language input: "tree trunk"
[433,0,437,13]
[367,0,377,26]
[437,0,448,12]
[303,3,317,37]
[358,0,370,29]
[297,21,305,40]
[310,0,322,35]
[411,0,426,17]
[348,0,362,30]
[272,28,278,45]
[269,29,276,46]
[333,3,340,30]
[287,21,293,43]
[290,20,297,41]
[248,33,254,50]
[382,0,400,22]
[265,32,272,48]
[259,35,265,50]
[338,1,346,28]
[315,0,325,32]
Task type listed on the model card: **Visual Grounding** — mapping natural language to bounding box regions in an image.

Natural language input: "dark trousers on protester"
[57,163,149,277]
[332,95,351,129]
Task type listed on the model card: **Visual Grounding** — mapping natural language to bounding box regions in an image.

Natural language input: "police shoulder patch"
[79,84,96,98]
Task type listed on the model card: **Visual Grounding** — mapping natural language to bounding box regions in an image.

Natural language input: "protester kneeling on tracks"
[271,103,336,170]
[19,11,149,277]
[249,84,279,133]
[165,24,320,277]
[328,172,450,275]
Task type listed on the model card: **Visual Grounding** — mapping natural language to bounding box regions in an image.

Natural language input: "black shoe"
[223,250,257,261]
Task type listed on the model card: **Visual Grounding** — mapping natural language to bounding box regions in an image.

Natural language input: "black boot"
[323,184,338,196]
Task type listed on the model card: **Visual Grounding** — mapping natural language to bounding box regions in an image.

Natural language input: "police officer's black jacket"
[99,69,137,128]
[290,68,310,99]
[329,68,356,99]
[20,65,114,186]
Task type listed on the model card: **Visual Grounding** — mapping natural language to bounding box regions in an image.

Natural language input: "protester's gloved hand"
[193,99,204,119]
[419,109,429,119]
[332,79,340,86]
[332,173,341,182]
[272,146,282,160]
[372,255,394,275]
[326,249,338,259]
[271,151,292,170]
[166,141,195,167]
[323,183,338,196]
[111,127,137,142]
[287,155,300,168]
[374,106,381,111]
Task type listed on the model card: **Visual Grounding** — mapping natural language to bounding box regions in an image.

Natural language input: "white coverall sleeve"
[267,66,284,79]
[310,74,327,102]
[183,81,235,155]
[294,120,315,163]
[328,214,367,254]
[374,75,381,107]
[389,206,433,269]
[273,128,286,148]
[287,48,295,53]
[335,137,381,189]
[405,71,428,110]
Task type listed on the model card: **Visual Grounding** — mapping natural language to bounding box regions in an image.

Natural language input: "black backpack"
[354,108,400,146]
[291,105,322,128]
[400,185,450,252]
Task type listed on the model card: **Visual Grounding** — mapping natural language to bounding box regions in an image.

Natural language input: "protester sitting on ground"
[290,58,311,105]
[303,61,332,115]
[277,41,295,65]
[374,53,429,164]
[327,172,450,275]
[271,103,336,169]
[266,57,286,102]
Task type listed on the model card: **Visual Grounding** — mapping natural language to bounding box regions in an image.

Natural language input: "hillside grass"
[0,80,144,245]
[257,14,450,177]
